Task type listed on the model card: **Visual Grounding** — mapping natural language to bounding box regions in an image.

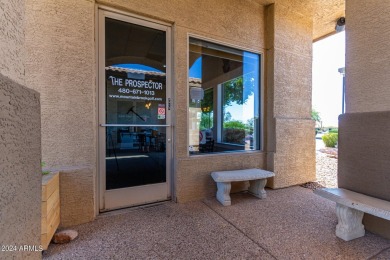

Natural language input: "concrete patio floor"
[43,187,390,259]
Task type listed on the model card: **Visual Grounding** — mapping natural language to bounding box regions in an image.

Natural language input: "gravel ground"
[315,151,338,188]
[301,144,338,190]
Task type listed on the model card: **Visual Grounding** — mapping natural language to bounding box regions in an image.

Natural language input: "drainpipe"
[338,67,345,114]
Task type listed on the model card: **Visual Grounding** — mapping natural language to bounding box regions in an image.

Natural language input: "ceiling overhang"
[313,0,345,41]
[254,0,345,41]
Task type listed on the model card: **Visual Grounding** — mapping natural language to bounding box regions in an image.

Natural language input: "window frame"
[187,34,264,156]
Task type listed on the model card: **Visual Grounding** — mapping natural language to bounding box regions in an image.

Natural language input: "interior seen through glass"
[105,18,167,190]
[188,38,261,155]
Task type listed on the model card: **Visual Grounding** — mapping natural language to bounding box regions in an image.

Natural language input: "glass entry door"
[98,10,172,211]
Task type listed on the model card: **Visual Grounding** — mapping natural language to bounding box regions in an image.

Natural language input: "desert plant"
[41,161,50,175]
[322,133,338,148]
[311,109,321,123]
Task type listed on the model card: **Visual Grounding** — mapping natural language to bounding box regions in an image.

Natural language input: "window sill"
[188,149,264,158]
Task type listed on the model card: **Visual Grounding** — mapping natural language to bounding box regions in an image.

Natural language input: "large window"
[188,38,261,155]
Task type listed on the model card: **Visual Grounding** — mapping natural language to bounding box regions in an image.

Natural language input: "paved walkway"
[43,187,390,259]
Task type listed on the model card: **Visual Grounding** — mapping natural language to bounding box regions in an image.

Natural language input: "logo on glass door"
[106,68,166,125]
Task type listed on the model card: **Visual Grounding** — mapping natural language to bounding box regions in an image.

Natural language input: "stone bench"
[314,188,390,241]
[211,168,275,206]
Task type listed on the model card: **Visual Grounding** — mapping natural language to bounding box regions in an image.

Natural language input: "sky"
[312,31,345,127]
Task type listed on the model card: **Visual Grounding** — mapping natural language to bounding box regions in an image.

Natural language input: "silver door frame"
[97,8,173,211]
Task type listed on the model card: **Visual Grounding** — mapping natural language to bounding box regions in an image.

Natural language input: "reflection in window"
[104,18,168,190]
[112,64,164,73]
[188,38,261,155]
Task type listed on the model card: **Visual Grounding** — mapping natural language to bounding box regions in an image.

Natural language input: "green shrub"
[223,120,246,130]
[322,133,338,147]
[328,128,338,134]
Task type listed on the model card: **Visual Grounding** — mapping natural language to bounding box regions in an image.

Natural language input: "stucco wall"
[172,9,267,201]
[338,112,390,201]
[25,0,96,225]
[58,167,95,228]
[0,75,41,260]
[342,0,390,239]
[346,1,390,113]
[176,153,267,202]
[265,2,316,188]
[0,0,25,85]
[98,0,265,48]
[25,0,96,168]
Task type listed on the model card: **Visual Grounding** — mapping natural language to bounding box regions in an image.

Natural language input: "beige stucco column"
[265,1,316,188]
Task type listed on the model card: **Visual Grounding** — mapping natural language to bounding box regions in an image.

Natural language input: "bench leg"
[248,179,267,199]
[335,203,365,241]
[216,182,231,206]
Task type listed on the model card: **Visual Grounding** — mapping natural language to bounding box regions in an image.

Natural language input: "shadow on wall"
[338,111,390,239]
[0,74,42,259]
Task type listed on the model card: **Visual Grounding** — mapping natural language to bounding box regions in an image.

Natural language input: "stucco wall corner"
[0,74,41,260]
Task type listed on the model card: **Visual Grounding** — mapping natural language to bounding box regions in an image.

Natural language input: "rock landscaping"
[301,147,338,190]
